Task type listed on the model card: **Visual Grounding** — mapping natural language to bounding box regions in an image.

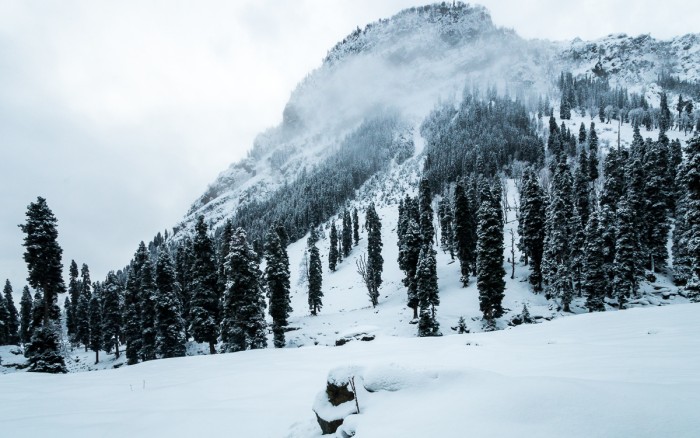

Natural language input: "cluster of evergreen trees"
[398,174,506,334]
[420,90,544,191]
[557,71,699,133]
[520,119,697,311]
[7,198,294,372]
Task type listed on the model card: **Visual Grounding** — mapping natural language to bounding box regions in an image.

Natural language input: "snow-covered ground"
[1,302,698,437]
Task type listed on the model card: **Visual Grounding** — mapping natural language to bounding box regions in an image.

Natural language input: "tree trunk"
[95,350,99,364]
[209,341,216,355]
[114,341,120,358]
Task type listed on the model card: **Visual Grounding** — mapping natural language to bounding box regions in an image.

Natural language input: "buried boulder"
[312,367,363,435]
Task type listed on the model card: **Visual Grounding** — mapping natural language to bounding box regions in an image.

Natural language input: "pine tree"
[588,123,599,182]
[101,272,122,358]
[476,186,505,322]
[583,210,606,311]
[453,180,476,286]
[19,197,66,373]
[681,136,700,301]
[438,197,455,259]
[342,210,352,258]
[613,199,640,308]
[573,148,591,226]
[418,179,435,246]
[77,265,92,350]
[221,228,267,352]
[189,216,220,354]
[668,139,683,213]
[124,242,146,365]
[659,92,672,133]
[88,291,102,364]
[673,159,693,285]
[140,256,158,361]
[3,280,20,344]
[67,260,80,341]
[642,138,671,272]
[518,168,546,291]
[353,208,360,245]
[64,296,73,346]
[329,222,338,272]
[578,122,587,145]
[542,156,574,311]
[154,251,187,359]
[175,239,194,338]
[217,220,233,321]
[307,228,324,316]
[0,291,9,344]
[569,209,586,298]
[415,244,440,337]
[19,286,33,345]
[365,202,383,307]
[265,226,291,348]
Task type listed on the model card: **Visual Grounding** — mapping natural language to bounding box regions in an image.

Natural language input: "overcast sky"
[1,0,698,295]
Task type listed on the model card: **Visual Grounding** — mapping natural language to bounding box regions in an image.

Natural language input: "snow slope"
[1,303,698,437]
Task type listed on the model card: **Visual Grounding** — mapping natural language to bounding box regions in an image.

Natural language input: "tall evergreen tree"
[221,228,267,352]
[124,242,146,365]
[415,244,440,337]
[438,197,455,259]
[329,222,339,272]
[397,195,421,318]
[588,123,599,182]
[573,148,591,226]
[265,226,291,348]
[578,122,587,145]
[542,156,574,311]
[19,286,33,345]
[3,280,19,344]
[63,296,73,346]
[175,239,194,338]
[154,251,187,359]
[453,180,476,286]
[613,199,641,308]
[418,178,435,246]
[582,210,606,312]
[76,264,93,350]
[365,202,384,307]
[140,256,158,361]
[476,186,505,322]
[88,291,102,363]
[342,210,352,258]
[642,138,671,272]
[217,220,234,321]
[659,92,672,133]
[189,216,220,354]
[67,260,80,341]
[19,197,66,373]
[518,168,546,291]
[353,208,360,245]
[101,272,122,358]
[0,291,9,344]
[307,228,324,316]
[681,136,700,301]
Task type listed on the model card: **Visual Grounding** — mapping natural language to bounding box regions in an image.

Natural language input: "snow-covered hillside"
[1,302,698,437]
[174,3,700,240]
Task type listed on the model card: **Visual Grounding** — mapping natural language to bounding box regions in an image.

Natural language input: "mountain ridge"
[173,2,700,243]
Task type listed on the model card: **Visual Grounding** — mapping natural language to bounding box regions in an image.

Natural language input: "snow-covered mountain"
[175,2,700,238]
